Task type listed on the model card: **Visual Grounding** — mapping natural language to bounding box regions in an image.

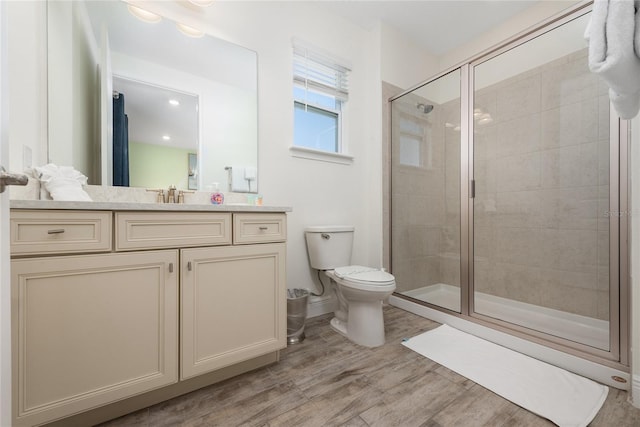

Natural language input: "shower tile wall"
[391,93,460,294]
[474,49,610,320]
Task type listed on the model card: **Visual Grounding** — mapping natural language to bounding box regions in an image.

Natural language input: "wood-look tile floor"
[99,306,640,427]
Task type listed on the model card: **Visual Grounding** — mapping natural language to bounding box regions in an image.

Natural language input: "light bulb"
[176,22,205,38]
[188,0,215,6]
[127,5,162,23]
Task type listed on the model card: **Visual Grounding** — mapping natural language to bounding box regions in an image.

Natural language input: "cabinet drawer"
[10,210,112,255]
[233,213,287,244]
[116,212,231,251]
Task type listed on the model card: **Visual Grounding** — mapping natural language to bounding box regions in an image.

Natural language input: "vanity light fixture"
[176,22,205,38]
[188,0,215,6]
[127,5,162,24]
[162,135,171,141]
[169,99,180,106]
[478,114,493,125]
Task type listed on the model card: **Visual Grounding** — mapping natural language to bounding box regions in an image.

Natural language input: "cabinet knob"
[168,263,174,273]
[259,226,268,231]
[187,261,192,271]
[47,229,65,235]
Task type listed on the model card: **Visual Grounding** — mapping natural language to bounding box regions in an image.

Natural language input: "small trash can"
[287,288,309,344]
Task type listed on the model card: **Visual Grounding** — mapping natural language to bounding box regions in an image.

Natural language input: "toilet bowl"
[305,227,396,347]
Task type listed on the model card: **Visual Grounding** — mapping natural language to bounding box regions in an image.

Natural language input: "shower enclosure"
[389,3,629,377]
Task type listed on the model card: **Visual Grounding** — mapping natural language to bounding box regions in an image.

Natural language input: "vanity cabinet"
[181,243,286,379]
[11,251,179,427]
[9,208,288,427]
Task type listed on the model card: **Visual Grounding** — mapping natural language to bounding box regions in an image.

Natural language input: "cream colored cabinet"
[10,209,287,426]
[181,243,286,379]
[11,250,179,427]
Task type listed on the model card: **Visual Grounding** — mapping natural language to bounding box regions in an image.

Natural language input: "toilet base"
[346,300,386,347]
[329,303,387,348]
[330,317,348,337]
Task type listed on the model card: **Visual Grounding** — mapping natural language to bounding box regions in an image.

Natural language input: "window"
[397,114,432,168]
[292,39,351,161]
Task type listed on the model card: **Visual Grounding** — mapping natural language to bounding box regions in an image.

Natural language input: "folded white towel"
[34,163,92,201]
[230,166,250,192]
[585,0,640,119]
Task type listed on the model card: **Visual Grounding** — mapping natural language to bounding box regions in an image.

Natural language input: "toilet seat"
[333,265,395,291]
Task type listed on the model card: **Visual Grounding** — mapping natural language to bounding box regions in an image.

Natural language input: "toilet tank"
[305,226,354,270]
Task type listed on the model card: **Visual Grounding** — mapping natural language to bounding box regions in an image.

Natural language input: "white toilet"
[305,226,396,347]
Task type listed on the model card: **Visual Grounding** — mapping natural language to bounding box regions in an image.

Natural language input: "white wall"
[7,1,47,174]
[48,1,100,183]
[380,22,439,91]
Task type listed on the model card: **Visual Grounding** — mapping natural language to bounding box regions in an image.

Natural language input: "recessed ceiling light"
[162,135,171,141]
[176,22,205,38]
[169,99,180,106]
[127,5,162,24]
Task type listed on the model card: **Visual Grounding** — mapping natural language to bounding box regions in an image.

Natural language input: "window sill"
[289,146,354,165]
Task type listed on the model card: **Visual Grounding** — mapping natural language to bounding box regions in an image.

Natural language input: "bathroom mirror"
[46,0,258,191]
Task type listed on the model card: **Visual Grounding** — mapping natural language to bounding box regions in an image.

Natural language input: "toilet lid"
[334,265,395,286]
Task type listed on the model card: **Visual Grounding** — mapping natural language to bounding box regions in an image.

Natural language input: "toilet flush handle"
[321,233,330,240]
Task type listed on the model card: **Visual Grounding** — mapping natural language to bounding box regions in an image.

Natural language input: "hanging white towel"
[230,166,250,192]
[244,167,257,192]
[585,0,640,119]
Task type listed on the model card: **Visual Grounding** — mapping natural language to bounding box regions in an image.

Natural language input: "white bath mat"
[402,324,608,427]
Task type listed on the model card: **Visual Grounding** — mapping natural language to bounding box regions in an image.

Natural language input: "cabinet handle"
[187,261,192,271]
[47,229,65,234]
[259,226,268,230]
[169,263,174,273]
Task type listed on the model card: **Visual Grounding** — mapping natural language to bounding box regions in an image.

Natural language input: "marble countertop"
[10,199,292,213]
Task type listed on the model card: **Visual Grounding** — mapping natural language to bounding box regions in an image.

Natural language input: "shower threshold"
[401,283,609,351]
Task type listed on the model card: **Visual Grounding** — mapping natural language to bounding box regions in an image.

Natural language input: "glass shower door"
[391,70,462,312]
[471,12,613,351]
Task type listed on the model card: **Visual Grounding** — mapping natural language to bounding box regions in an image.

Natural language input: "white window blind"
[293,39,351,101]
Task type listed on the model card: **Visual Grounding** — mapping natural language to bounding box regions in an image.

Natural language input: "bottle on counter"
[209,182,224,205]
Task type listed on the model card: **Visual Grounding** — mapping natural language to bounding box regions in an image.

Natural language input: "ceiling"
[112,77,199,150]
[319,0,540,55]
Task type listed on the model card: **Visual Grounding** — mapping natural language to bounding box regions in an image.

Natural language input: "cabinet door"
[11,251,179,426]
[181,243,286,379]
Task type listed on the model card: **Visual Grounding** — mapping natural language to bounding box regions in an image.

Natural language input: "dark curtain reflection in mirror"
[188,153,198,190]
[113,92,129,187]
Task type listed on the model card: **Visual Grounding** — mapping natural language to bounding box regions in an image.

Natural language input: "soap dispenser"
[209,182,224,205]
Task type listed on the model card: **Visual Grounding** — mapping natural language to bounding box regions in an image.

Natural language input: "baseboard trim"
[307,294,334,318]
